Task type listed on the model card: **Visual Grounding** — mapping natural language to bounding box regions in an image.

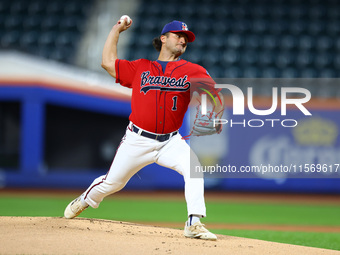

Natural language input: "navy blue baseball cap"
[161,21,195,42]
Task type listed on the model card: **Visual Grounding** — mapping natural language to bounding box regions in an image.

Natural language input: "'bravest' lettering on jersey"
[140,71,190,94]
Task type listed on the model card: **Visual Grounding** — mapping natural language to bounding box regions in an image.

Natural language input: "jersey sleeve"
[190,65,221,96]
[115,59,141,88]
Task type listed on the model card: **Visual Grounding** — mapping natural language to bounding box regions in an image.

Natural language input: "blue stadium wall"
[0,81,340,193]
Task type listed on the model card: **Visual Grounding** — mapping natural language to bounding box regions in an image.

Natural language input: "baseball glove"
[191,106,222,136]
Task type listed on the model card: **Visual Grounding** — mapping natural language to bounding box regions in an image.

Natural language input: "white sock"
[188,214,201,226]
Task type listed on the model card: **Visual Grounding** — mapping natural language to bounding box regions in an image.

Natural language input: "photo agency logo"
[201,84,312,128]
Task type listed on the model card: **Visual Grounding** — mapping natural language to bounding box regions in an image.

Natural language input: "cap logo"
[160,21,195,42]
[182,23,188,31]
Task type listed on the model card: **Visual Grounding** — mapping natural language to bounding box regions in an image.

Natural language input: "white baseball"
[120,15,131,25]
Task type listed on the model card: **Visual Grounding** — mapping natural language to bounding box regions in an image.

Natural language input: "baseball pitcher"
[64,16,224,240]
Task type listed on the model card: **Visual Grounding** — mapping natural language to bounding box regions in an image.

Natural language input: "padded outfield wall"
[0,79,340,193]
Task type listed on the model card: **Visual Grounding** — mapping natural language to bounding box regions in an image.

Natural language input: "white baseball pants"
[83,122,206,217]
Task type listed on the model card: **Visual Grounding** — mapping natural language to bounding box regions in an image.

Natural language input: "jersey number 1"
[172,96,178,111]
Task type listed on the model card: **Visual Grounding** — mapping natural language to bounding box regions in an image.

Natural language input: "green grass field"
[0,195,340,251]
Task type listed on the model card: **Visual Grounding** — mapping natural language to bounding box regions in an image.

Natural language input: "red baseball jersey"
[115,58,217,134]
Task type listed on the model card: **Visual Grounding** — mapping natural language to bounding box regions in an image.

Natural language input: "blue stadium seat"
[231,5,247,20]
[251,5,269,19]
[56,31,78,48]
[211,22,230,37]
[308,5,327,20]
[209,35,224,50]
[270,5,289,19]
[262,67,280,78]
[23,15,42,31]
[197,3,213,18]
[222,49,240,66]
[9,0,27,15]
[20,30,39,48]
[244,34,261,50]
[59,15,82,32]
[335,38,340,52]
[316,36,333,51]
[132,0,340,80]
[308,21,326,36]
[50,47,73,63]
[41,15,61,31]
[275,51,295,68]
[315,52,333,68]
[319,69,336,78]
[327,21,340,36]
[296,51,315,67]
[130,47,153,61]
[333,55,340,69]
[259,50,276,66]
[214,5,230,20]
[230,19,250,34]
[262,35,279,50]
[38,31,57,47]
[27,1,46,15]
[64,1,82,16]
[298,35,315,51]
[300,68,318,78]
[4,15,23,31]
[192,19,210,34]
[328,7,340,19]
[201,50,220,68]
[3,0,340,78]
[243,67,262,78]
[178,4,195,19]
[143,19,159,34]
[193,36,207,50]
[160,3,177,16]
[225,34,243,49]
[45,1,64,15]
[269,20,288,35]
[185,48,202,63]
[0,0,93,64]
[208,65,224,78]
[223,66,242,78]
[289,19,307,35]
[0,13,5,28]
[289,5,307,19]
[0,1,10,15]
[1,30,20,47]
[279,35,297,50]
[251,19,268,34]
[138,33,152,48]
[281,67,299,78]
[241,50,259,66]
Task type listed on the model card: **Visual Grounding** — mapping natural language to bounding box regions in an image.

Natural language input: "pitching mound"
[0,217,338,255]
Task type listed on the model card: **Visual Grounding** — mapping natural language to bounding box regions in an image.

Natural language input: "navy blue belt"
[132,125,178,142]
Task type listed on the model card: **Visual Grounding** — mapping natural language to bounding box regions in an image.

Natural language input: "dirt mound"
[0,217,338,255]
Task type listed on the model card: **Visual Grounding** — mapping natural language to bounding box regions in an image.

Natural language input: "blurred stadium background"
[0,0,340,193]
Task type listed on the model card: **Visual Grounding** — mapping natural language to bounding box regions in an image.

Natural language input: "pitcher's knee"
[84,180,127,208]
[103,180,126,194]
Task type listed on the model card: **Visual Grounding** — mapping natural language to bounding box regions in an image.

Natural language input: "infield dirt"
[1,216,339,255]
